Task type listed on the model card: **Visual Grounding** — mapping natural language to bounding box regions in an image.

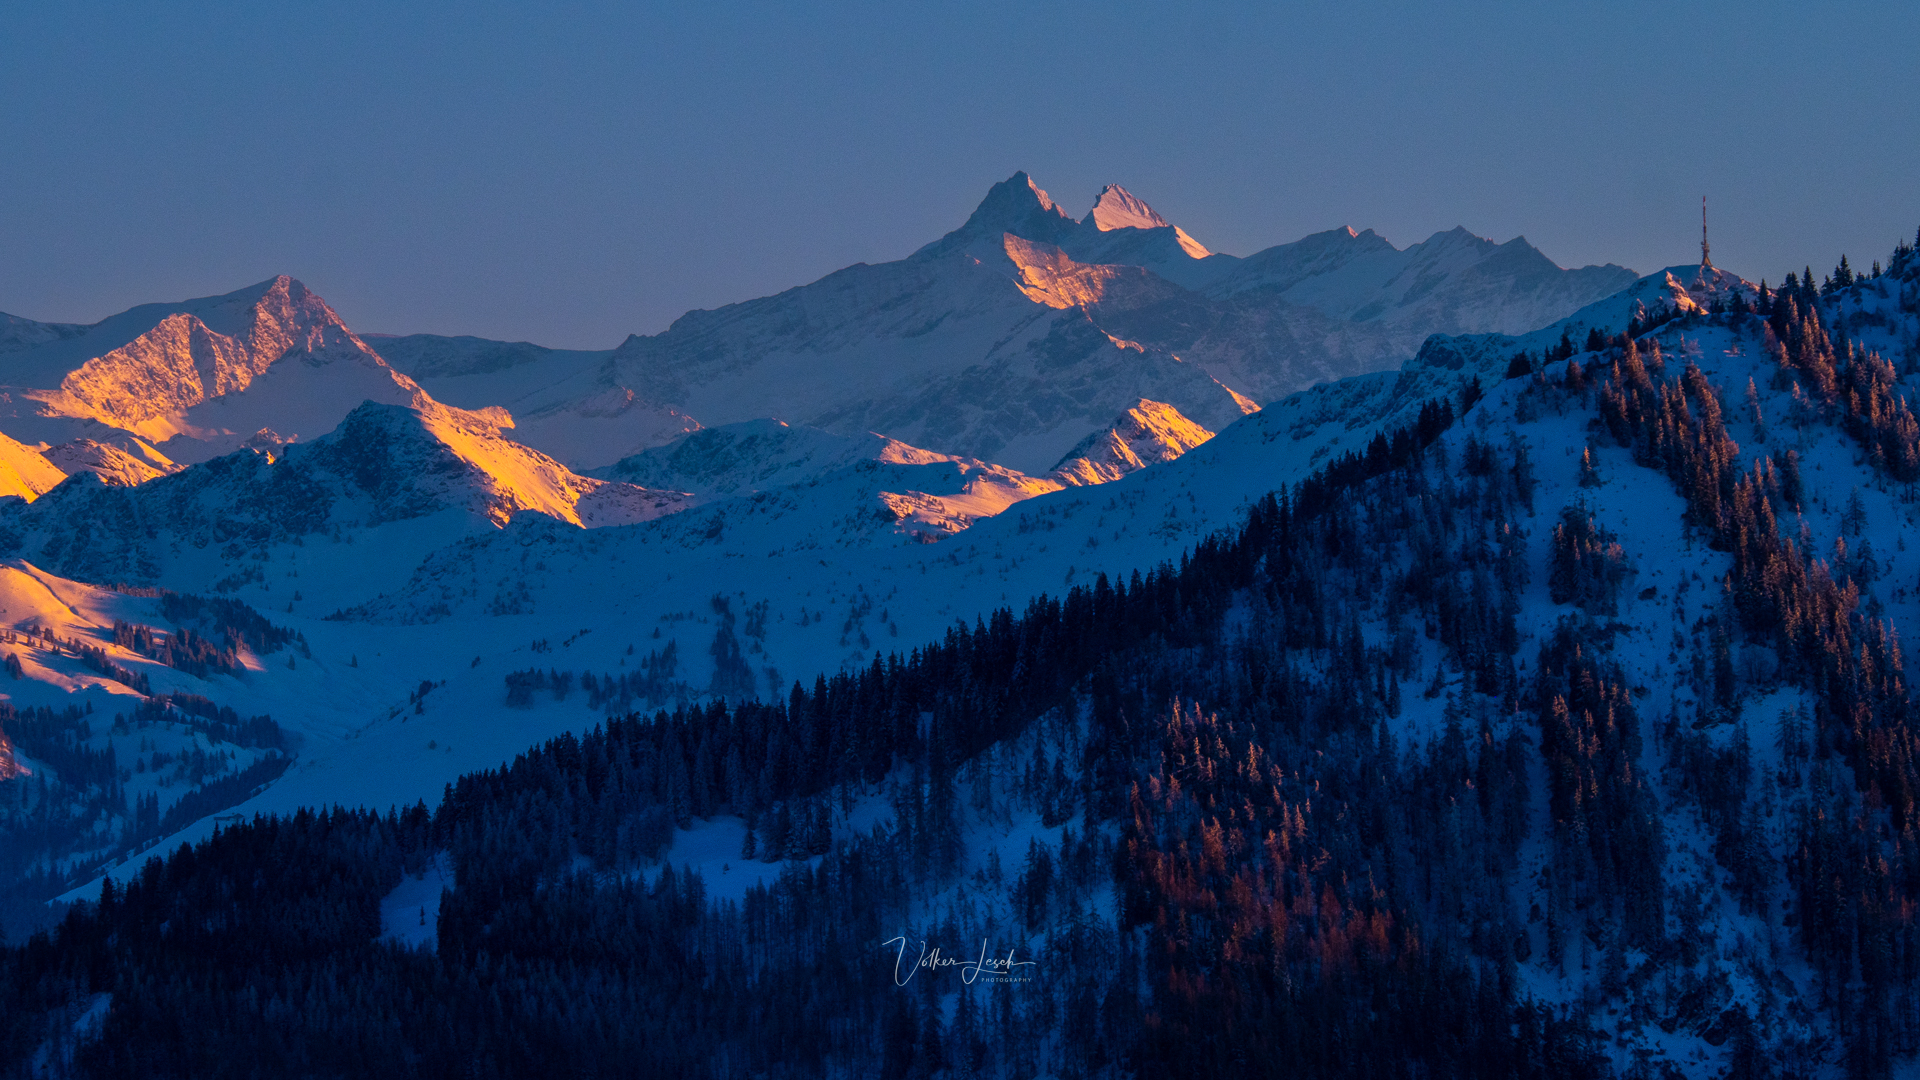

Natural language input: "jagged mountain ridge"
[602,233,1255,474]
[1070,227,1638,404]
[1047,398,1215,485]
[0,176,1636,481]
[0,278,495,467]
[39,438,177,488]
[370,335,706,473]
[916,175,1214,274]
[376,172,1633,472]
[592,419,971,497]
[909,173,1637,399]
[0,399,690,607]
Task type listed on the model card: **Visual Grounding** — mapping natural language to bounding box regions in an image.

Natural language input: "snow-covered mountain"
[0,312,85,355]
[914,175,1213,276]
[906,172,1637,402]
[589,417,1066,542]
[0,432,66,501]
[0,399,689,611]
[600,233,1255,473]
[382,173,1631,474]
[0,177,1632,483]
[0,240,1726,896]
[39,438,177,488]
[367,334,704,473]
[1188,223,1635,320]
[1047,398,1215,485]
[1077,226,1635,404]
[105,255,1811,838]
[367,334,616,380]
[0,278,467,466]
[593,419,970,498]
[590,398,1225,545]
[337,324,1506,649]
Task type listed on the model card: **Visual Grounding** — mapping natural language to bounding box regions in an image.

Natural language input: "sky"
[2,1,1915,349]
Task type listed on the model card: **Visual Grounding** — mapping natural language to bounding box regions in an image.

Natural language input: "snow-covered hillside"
[324,329,1516,693]
[592,419,984,499]
[0,433,66,501]
[1417,262,1756,373]
[0,562,303,888]
[39,439,176,488]
[0,317,1515,908]
[368,334,702,471]
[33,251,1920,1076]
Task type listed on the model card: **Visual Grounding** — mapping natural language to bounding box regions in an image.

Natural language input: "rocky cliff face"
[1049,399,1215,485]
[0,277,445,463]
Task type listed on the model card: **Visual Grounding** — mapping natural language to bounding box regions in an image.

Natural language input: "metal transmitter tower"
[1700,196,1712,271]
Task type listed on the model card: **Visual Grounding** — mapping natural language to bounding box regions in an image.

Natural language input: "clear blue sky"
[3,1,1915,348]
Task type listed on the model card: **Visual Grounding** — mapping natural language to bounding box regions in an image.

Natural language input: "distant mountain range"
[121,172,1627,473]
[0,176,1636,484]
[0,171,1647,574]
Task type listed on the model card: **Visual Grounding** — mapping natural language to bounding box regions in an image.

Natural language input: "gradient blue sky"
[3,1,1915,348]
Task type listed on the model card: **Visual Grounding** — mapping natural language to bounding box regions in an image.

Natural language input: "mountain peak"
[1079,185,1212,259]
[32,274,396,440]
[967,171,1074,231]
[912,172,1078,260]
[1297,225,1394,253]
[293,399,686,529]
[1011,171,1062,212]
[1084,185,1170,232]
[1048,398,1216,486]
[1426,226,1495,250]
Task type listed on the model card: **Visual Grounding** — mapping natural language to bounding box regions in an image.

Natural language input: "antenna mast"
[1700,196,1712,270]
